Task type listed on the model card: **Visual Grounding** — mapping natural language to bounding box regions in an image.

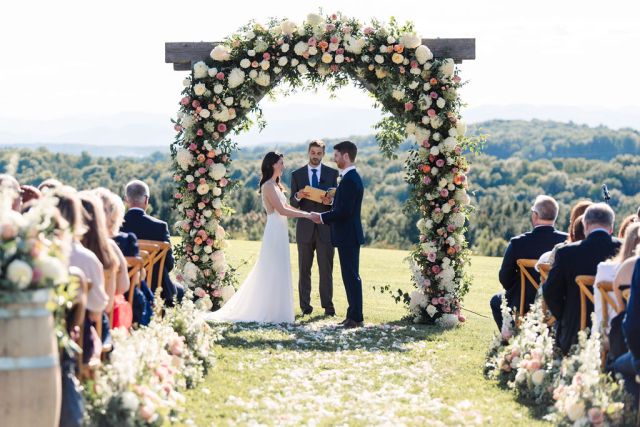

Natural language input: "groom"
[310,141,365,328]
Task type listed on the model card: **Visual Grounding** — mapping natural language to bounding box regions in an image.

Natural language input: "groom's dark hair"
[333,141,357,162]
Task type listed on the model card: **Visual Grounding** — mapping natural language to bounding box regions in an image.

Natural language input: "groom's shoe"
[338,318,349,326]
[302,308,313,316]
[342,319,360,329]
[324,310,336,317]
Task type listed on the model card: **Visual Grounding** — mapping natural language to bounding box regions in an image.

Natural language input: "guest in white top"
[594,222,640,333]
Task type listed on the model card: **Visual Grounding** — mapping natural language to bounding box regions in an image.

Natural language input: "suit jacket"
[121,209,177,302]
[320,169,365,247]
[290,164,338,244]
[542,230,621,353]
[499,226,568,309]
[623,258,640,371]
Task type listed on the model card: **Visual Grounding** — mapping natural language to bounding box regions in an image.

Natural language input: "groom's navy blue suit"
[321,168,365,322]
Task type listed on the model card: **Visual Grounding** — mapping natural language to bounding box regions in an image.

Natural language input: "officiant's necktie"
[311,168,319,188]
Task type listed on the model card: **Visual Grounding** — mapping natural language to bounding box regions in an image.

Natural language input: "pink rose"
[423,176,431,185]
[192,100,200,108]
[213,289,222,298]
[363,27,374,35]
[189,143,197,151]
[326,24,336,32]
[139,406,155,422]
[427,253,436,262]
[217,123,227,133]
[422,140,430,148]
[336,47,344,55]
[263,52,271,60]
[430,92,439,99]
[196,129,204,136]
[447,225,455,232]
[216,72,225,80]
[440,189,449,198]
[180,96,190,105]
[410,60,418,69]
[431,265,441,274]
[458,315,466,322]
[308,37,317,46]
[186,210,195,218]
[219,177,228,187]
[431,297,439,305]
[330,64,339,72]
[198,167,206,174]
[174,193,183,199]
[187,183,196,191]
[435,159,445,167]
[427,109,436,117]
[174,124,183,132]
[404,102,414,111]
[438,297,447,304]
[453,75,462,83]
[206,158,214,166]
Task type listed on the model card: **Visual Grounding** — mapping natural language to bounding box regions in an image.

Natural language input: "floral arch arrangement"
[171,12,473,327]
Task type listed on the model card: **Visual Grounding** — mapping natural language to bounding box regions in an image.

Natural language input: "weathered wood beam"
[165,38,475,71]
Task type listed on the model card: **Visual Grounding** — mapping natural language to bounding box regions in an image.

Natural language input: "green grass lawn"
[177,240,548,426]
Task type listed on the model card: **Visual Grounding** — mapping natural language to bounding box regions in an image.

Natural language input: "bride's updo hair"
[259,151,284,193]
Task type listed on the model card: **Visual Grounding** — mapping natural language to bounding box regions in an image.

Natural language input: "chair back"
[104,268,114,328]
[575,275,595,330]
[515,259,541,318]
[597,281,623,327]
[125,256,144,306]
[137,240,171,292]
[538,263,551,282]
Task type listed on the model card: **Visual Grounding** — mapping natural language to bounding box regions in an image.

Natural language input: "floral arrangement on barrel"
[0,188,69,299]
[84,290,220,426]
[171,11,474,322]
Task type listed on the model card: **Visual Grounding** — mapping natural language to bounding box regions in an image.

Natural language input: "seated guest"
[594,223,640,333]
[543,203,621,354]
[94,187,153,326]
[613,257,640,403]
[0,174,22,211]
[55,188,109,362]
[20,185,41,205]
[121,180,184,305]
[38,178,63,192]
[490,195,567,330]
[617,214,638,239]
[537,200,592,269]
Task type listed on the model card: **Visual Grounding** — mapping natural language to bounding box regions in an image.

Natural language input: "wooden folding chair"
[137,240,171,293]
[575,275,595,330]
[516,259,541,319]
[538,263,551,282]
[125,256,144,306]
[597,280,623,367]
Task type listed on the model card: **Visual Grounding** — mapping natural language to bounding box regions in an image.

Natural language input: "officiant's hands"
[295,190,311,200]
[320,194,333,205]
[309,212,322,224]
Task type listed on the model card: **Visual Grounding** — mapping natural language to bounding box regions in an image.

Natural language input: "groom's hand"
[309,212,322,224]
[321,194,333,205]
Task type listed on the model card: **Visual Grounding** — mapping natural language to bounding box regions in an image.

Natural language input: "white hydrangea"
[183,261,200,282]
[193,61,209,79]
[176,149,194,171]
[228,68,245,88]
[240,58,251,68]
[210,45,230,61]
[440,59,455,78]
[255,71,270,87]
[399,32,421,49]
[409,290,428,314]
[306,13,324,26]
[391,88,405,101]
[415,45,433,64]
[254,39,268,53]
[294,41,308,56]
[436,313,459,328]
[280,20,298,35]
[344,36,365,54]
[209,163,227,180]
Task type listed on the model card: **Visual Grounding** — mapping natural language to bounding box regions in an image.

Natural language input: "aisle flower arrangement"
[172,12,473,323]
[84,291,220,426]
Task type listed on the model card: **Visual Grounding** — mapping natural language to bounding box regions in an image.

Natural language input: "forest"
[3,119,640,256]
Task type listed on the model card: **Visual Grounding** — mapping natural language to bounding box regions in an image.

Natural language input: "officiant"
[290,140,339,316]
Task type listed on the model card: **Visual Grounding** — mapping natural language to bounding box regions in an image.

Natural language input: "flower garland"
[171,12,472,320]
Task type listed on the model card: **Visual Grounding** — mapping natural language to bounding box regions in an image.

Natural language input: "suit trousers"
[297,225,335,313]
[338,245,363,322]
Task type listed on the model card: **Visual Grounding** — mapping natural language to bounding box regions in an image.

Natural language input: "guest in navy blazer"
[311,141,365,329]
[120,180,184,306]
[613,258,640,401]
[490,195,567,331]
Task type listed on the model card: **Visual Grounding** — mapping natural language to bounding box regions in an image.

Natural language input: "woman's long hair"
[613,222,640,263]
[78,192,117,270]
[259,151,284,193]
[568,200,593,242]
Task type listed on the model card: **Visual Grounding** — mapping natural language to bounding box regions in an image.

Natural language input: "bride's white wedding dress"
[204,183,295,324]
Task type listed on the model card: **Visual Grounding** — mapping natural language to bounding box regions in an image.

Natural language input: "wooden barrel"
[0,289,61,427]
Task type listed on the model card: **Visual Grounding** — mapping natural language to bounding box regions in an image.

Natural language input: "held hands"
[309,212,322,224]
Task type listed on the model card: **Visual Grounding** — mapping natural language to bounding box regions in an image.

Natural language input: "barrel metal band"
[0,354,59,371]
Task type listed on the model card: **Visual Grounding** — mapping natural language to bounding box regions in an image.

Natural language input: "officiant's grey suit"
[290,164,339,314]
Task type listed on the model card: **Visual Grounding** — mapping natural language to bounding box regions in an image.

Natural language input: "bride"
[204,152,313,324]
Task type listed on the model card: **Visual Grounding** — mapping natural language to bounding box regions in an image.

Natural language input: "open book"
[301,186,336,204]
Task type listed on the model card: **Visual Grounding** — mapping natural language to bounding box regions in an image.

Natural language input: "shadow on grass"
[490,378,551,420]
[207,317,446,353]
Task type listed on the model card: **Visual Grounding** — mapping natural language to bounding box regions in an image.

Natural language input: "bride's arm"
[263,183,312,219]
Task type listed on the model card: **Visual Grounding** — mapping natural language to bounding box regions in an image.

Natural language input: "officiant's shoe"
[324,310,336,317]
[342,319,360,329]
[302,308,313,316]
[338,318,349,326]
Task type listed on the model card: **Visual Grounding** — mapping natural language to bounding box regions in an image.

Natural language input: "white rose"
[212,198,222,209]
[203,245,213,254]
[306,13,324,26]
[255,71,270,87]
[176,149,194,171]
[183,262,200,281]
[297,64,309,74]
[196,183,210,195]
[426,304,437,317]
[210,45,230,61]
[193,61,209,79]
[280,20,298,35]
[436,98,446,109]
[215,225,226,240]
[431,116,444,129]
[374,55,384,64]
[308,46,318,55]
[121,391,139,412]
[442,204,451,214]
[565,398,585,422]
[213,84,223,94]
[193,83,206,96]
[278,57,288,67]
[247,49,256,57]
[244,31,255,40]
[227,68,245,89]
[212,107,230,122]
[531,370,545,386]
[281,43,290,53]
[334,54,344,64]
[344,36,365,54]
[392,89,405,101]
[209,163,227,180]
[224,97,234,106]
[430,146,440,156]
[249,69,258,79]
[440,59,455,78]
[415,45,433,64]
[409,81,419,90]
[35,256,67,284]
[207,67,218,77]
[240,58,251,68]
[254,39,268,53]
[294,41,308,56]
[291,58,299,67]
[7,260,32,289]
[400,33,422,49]
[182,78,190,87]
[240,99,251,109]
[321,53,333,64]
[185,175,194,183]
[199,109,210,118]
[386,36,396,44]
[211,187,222,196]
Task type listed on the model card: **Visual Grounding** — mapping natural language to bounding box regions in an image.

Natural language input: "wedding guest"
[20,184,41,205]
[38,178,63,192]
[594,223,640,333]
[0,173,21,211]
[613,257,640,403]
[536,200,592,269]
[617,214,638,239]
[55,188,108,362]
[490,195,567,330]
[94,187,152,326]
[290,140,339,316]
[543,203,621,354]
[121,180,184,305]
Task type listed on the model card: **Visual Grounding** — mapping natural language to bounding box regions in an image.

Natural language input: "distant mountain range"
[2,104,640,158]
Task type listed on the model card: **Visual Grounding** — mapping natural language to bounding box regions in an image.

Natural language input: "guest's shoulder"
[71,243,103,268]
